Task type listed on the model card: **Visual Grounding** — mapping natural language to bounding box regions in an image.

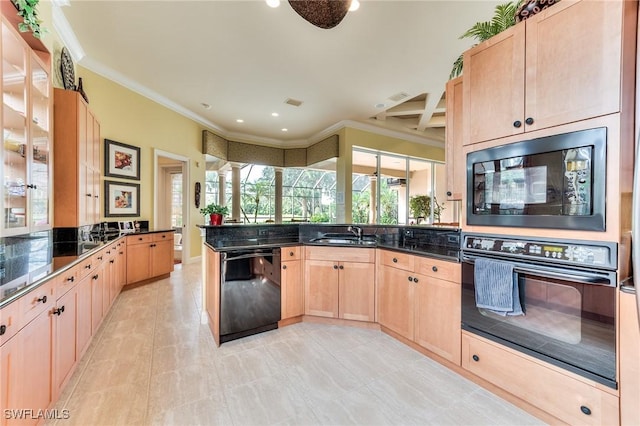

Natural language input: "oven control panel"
[463,236,613,267]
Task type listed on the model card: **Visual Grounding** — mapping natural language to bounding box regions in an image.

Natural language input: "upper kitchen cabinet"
[54,89,101,227]
[463,0,631,145]
[1,17,52,236]
[445,76,463,201]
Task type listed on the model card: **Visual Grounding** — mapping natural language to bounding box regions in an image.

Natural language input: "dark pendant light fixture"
[288,0,351,29]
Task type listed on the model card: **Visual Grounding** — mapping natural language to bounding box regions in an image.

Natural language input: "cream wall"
[76,67,207,260]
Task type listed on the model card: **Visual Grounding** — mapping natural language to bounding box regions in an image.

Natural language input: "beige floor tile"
[308,385,402,425]
[147,364,224,415]
[224,371,311,425]
[147,396,233,426]
[74,356,150,394]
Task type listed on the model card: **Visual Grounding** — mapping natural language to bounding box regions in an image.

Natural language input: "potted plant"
[409,195,445,224]
[449,0,523,79]
[12,0,45,39]
[200,203,228,226]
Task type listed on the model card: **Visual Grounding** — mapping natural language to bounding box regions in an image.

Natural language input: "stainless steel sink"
[309,236,377,246]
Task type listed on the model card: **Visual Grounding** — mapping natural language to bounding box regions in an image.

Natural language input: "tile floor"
[50,262,546,426]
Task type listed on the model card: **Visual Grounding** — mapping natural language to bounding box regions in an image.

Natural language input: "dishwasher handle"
[223,249,280,262]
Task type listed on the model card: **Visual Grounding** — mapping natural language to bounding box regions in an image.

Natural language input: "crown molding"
[52,5,85,62]
[313,120,444,148]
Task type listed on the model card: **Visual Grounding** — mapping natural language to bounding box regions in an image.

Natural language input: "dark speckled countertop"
[201,223,460,261]
[0,228,175,308]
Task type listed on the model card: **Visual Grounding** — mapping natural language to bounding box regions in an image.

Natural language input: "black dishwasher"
[220,247,281,343]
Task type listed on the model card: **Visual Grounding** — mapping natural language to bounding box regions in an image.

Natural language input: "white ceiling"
[55,0,501,148]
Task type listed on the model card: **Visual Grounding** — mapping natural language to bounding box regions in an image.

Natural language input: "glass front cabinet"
[1,17,52,236]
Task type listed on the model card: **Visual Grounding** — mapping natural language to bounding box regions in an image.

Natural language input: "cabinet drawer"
[305,246,374,263]
[127,234,153,246]
[153,231,174,242]
[56,267,79,299]
[282,246,301,260]
[0,300,22,345]
[461,332,619,425]
[93,249,107,264]
[378,250,414,272]
[414,257,460,282]
[77,256,94,280]
[20,280,55,326]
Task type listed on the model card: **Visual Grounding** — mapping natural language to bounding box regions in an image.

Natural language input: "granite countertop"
[0,228,176,308]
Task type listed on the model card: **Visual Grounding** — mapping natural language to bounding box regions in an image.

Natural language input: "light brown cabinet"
[619,289,640,424]
[377,249,461,364]
[53,88,101,227]
[445,76,463,201]
[126,232,174,284]
[304,246,375,322]
[281,246,303,320]
[204,244,221,346]
[463,0,629,145]
[1,16,52,236]
[462,331,619,425]
[53,274,77,398]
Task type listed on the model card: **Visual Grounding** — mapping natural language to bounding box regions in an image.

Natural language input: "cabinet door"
[54,286,77,396]
[281,260,303,320]
[0,335,19,426]
[339,261,375,322]
[117,242,127,292]
[16,308,54,424]
[377,265,414,340]
[304,259,339,318]
[90,264,104,334]
[108,256,118,306]
[414,275,461,365]
[524,0,623,133]
[77,100,90,226]
[463,23,525,145]
[151,239,174,277]
[2,22,29,235]
[76,274,92,359]
[126,243,151,284]
[619,290,640,424]
[29,54,51,230]
[445,76,463,201]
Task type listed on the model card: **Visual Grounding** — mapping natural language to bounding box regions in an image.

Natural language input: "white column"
[369,175,377,224]
[217,170,226,207]
[274,167,283,224]
[231,164,241,222]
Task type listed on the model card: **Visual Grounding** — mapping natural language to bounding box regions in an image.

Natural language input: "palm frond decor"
[449,0,524,79]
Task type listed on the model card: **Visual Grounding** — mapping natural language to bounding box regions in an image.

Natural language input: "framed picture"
[104,139,140,180]
[104,180,140,217]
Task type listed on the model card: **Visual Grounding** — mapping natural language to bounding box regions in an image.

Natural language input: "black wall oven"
[461,233,617,388]
[467,127,606,231]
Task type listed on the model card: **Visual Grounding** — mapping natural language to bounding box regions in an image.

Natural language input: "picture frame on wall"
[104,139,140,180]
[104,180,140,217]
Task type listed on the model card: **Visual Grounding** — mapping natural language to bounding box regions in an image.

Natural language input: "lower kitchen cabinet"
[90,262,106,334]
[461,332,619,425]
[126,232,174,284]
[304,246,375,322]
[76,269,93,359]
[281,246,303,319]
[0,333,19,426]
[53,278,77,397]
[377,249,461,365]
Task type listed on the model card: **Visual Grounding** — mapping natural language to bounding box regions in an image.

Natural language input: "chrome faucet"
[347,225,363,240]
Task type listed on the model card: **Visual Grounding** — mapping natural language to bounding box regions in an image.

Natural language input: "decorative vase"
[210,213,223,226]
[77,77,89,103]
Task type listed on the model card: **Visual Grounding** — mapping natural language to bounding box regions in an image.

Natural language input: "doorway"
[154,150,190,264]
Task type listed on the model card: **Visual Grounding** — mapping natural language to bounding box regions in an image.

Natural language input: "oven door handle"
[462,256,614,286]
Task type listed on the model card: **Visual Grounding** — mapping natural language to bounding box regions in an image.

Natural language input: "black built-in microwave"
[466,127,606,231]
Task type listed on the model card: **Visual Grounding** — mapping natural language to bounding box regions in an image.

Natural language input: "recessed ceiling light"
[266,0,280,7]
[236,119,244,123]
[272,112,279,117]
[281,128,288,132]
[349,0,360,12]
[200,103,211,110]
